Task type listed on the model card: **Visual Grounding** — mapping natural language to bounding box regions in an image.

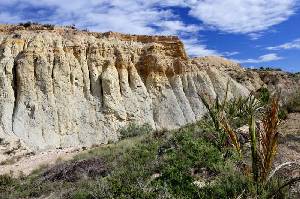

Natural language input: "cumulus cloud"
[267,38,300,50]
[182,38,219,57]
[156,21,201,35]
[0,0,219,57]
[236,53,283,63]
[0,0,298,58]
[187,0,298,34]
[0,0,185,34]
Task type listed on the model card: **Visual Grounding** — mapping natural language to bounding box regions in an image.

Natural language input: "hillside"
[0,24,299,199]
[0,24,250,151]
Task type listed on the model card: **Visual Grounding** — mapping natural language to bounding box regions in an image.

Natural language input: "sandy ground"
[279,113,300,135]
[277,113,300,165]
[0,147,83,177]
[276,113,300,197]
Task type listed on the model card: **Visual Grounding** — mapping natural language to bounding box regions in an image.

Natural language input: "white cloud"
[186,0,298,34]
[0,0,183,34]
[156,20,201,35]
[182,38,219,57]
[223,51,240,57]
[236,53,283,63]
[1,1,297,57]
[267,38,300,50]
[0,0,220,57]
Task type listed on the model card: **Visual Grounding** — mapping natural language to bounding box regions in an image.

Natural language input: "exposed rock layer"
[0,25,256,150]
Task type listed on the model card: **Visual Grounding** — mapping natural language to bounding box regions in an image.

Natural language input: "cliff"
[1,24,252,150]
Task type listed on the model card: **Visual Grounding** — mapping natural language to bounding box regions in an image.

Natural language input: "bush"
[278,108,288,120]
[285,91,300,113]
[66,24,77,30]
[119,123,153,139]
[0,115,289,198]
[18,21,40,28]
[258,67,282,71]
[257,87,270,105]
[154,131,225,198]
[0,174,18,197]
[70,191,92,199]
[0,174,14,187]
[19,21,32,28]
[43,24,55,30]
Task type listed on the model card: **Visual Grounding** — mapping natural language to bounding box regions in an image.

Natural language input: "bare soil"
[276,113,300,198]
[0,147,84,177]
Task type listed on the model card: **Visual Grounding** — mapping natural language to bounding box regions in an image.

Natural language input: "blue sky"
[0,0,299,72]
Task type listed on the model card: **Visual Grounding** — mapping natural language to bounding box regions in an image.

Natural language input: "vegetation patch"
[41,157,108,182]
[0,91,298,198]
[285,91,300,113]
[119,123,153,139]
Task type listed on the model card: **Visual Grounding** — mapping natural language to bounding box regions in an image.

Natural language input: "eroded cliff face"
[0,25,250,150]
[257,70,300,104]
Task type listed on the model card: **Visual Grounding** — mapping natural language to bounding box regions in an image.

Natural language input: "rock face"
[256,70,300,104]
[0,25,252,150]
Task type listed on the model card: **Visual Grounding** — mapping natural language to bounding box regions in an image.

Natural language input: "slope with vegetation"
[1,88,299,199]
[0,23,299,198]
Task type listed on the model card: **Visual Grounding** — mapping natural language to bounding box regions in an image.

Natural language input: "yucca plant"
[200,94,222,133]
[248,111,259,184]
[246,95,281,195]
[200,88,298,197]
[220,116,241,156]
[259,96,279,184]
[247,94,263,185]
[199,80,242,155]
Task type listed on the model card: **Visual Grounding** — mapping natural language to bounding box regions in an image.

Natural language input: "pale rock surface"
[0,25,251,151]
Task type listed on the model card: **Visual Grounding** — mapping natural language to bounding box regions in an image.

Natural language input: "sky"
[0,0,299,72]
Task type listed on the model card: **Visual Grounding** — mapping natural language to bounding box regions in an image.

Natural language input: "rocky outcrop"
[256,70,300,104]
[194,56,265,91]
[0,25,251,150]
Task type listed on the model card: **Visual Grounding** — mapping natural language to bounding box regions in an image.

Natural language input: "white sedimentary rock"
[0,25,251,150]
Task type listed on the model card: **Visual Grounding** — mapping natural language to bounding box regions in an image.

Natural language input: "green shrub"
[0,174,14,187]
[19,21,32,28]
[199,173,254,198]
[154,131,224,198]
[71,191,92,199]
[278,108,288,120]
[0,115,289,198]
[0,174,19,198]
[43,24,55,30]
[285,91,300,113]
[119,123,153,139]
[257,87,270,105]
[258,67,282,71]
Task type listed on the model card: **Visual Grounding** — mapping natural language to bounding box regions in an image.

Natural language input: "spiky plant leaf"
[220,116,241,157]
[249,113,259,183]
